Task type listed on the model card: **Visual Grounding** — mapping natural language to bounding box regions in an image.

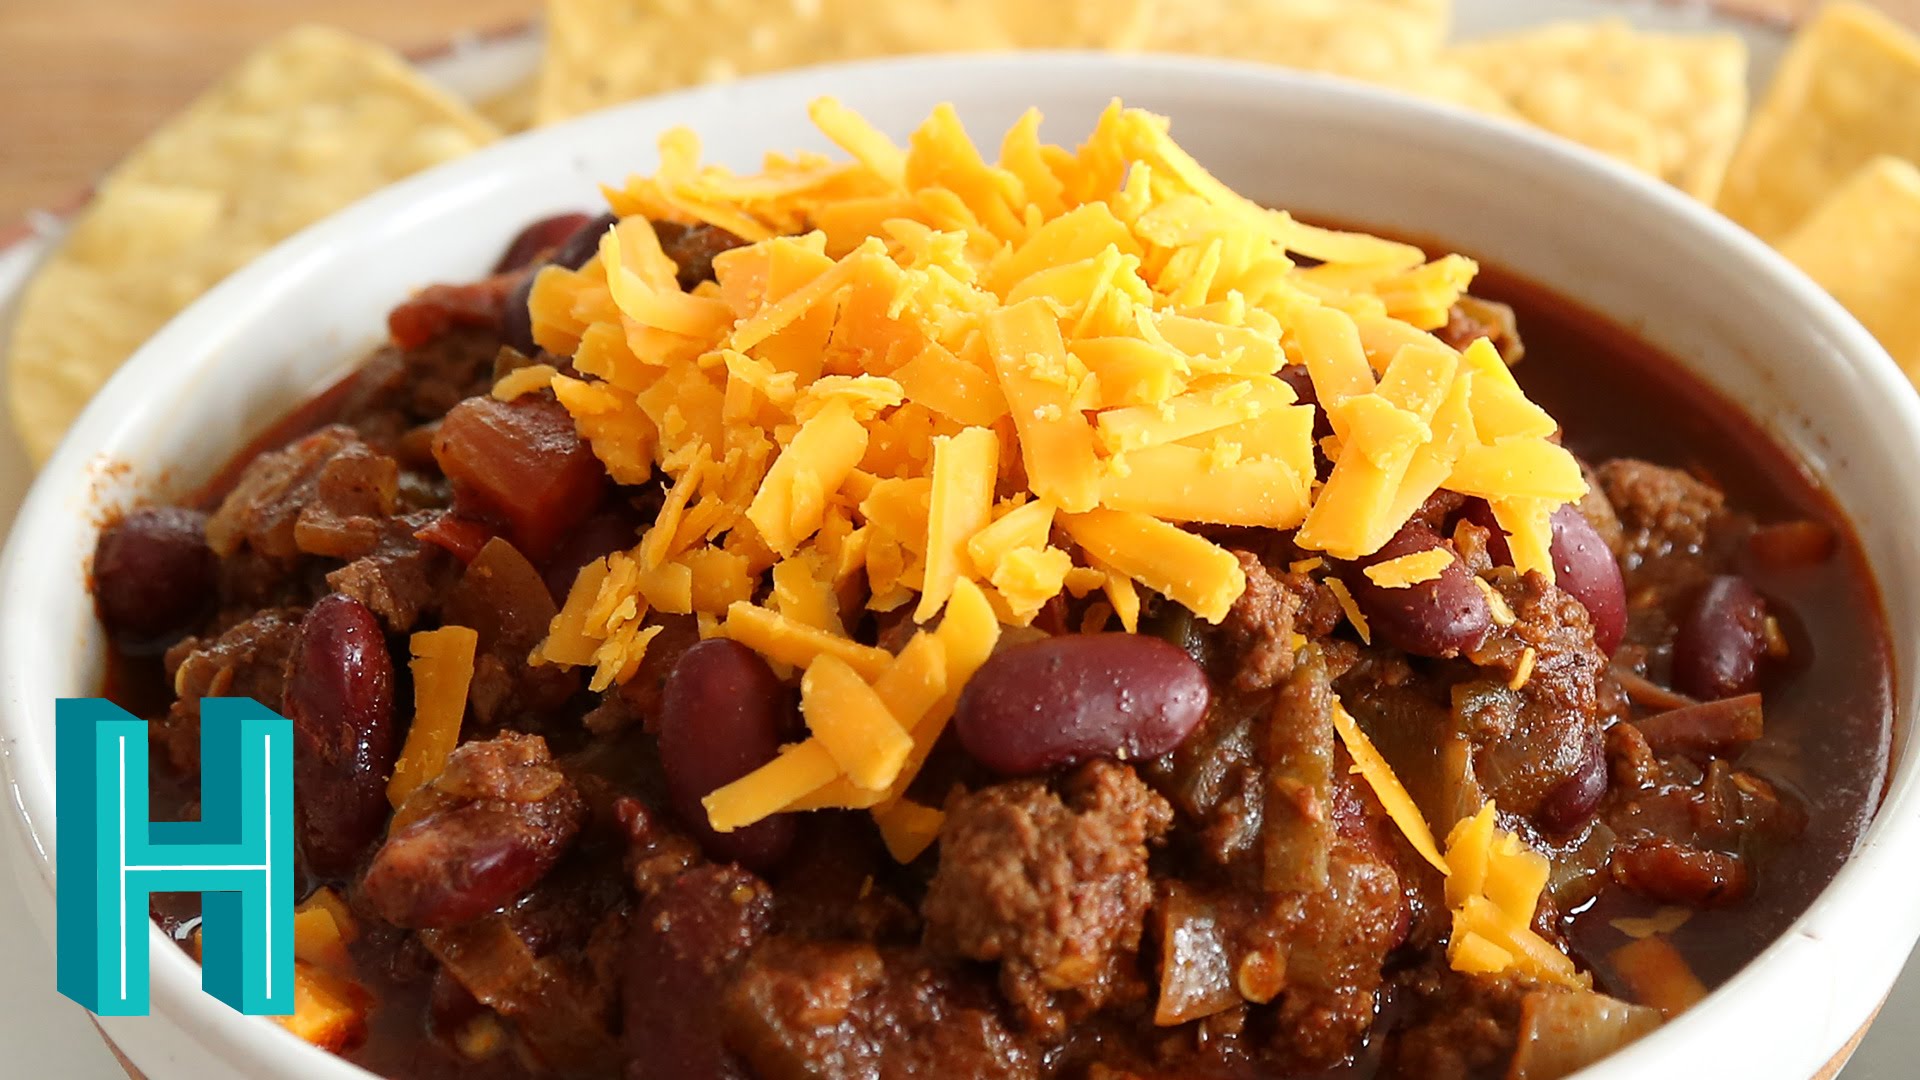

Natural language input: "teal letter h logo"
[56,698,294,1016]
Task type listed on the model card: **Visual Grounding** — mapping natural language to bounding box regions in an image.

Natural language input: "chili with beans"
[96,212,1892,1079]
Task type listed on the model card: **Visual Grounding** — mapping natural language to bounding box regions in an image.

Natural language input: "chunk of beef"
[1380,966,1531,1080]
[614,796,702,902]
[1459,571,1607,820]
[362,732,587,928]
[204,425,399,562]
[1607,836,1748,908]
[158,607,301,771]
[344,327,508,449]
[654,221,749,292]
[441,537,579,727]
[922,761,1173,1034]
[725,938,1038,1080]
[325,509,457,632]
[1265,826,1409,1069]
[1436,296,1524,365]
[624,865,772,1080]
[1593,459,1725,559]
[1218,552,1303,692]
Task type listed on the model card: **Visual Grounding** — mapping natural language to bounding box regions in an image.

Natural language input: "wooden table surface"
[2,0,1918,225]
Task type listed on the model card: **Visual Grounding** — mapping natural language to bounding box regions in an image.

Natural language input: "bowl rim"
[4,49,1918,1080]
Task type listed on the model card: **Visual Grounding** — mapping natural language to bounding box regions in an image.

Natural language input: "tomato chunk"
[431,395,606,561]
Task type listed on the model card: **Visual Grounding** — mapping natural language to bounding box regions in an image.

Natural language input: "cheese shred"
[516,100,1586,854]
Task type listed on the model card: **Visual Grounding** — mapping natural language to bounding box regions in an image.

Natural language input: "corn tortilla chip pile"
[1719,3,1920,241]
[1778,158,1920,379]
[6,25,499,463]
[1717,3,1920,378]
[532,0,1453,123]
[1448,20,1749,201]
[14,0,1920,463]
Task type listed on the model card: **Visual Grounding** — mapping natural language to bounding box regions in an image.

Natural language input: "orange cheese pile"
[516,100,1586,840]
[1444,801,1587,987]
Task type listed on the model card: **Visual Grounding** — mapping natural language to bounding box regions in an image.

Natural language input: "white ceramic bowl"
[4,53,1918,1080]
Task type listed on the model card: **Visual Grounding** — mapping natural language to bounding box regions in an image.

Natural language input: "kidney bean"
[284,595,397,879]
[1672,576,1770,701]
[1547,504,1627,656]
[502,272,539,357]
[1342,522,1492,659]
[494,212,595,274]
[658,640,797,870]
[1460,500,1626,656]
[551,212,619,272]
[1534,724,1606,835]
[92,507,216,653]
[953,634,1210,775]
[499,213,615,356]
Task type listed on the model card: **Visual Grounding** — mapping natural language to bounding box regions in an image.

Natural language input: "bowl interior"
[5,53,1919,1080]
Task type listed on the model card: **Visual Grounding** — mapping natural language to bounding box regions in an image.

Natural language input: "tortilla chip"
[1777,155,1920,379]
[1717,2,1920,242]
[534,0,1451,123]
[477,75,538,134]
[1448,19,1748,201]
[537,0,993,123]
[1128,1,1450,78]
[5,26,498,464]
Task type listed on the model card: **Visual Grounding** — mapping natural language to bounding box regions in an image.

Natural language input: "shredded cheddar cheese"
[1444,801,1587,988]
[1330,701,1447,873]
[1324,577,1372,645]
[800,653,914,790]
[1363,547,1454,588]
[1475,576,1518,627]
[515,100,1586,856]
[1509,646,1539,690]
[387,626,478,806]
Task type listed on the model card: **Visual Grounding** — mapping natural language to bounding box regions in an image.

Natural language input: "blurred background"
[2,0,1918,222]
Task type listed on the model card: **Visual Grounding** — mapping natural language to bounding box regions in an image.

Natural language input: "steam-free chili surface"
[97,215,1892,1080]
